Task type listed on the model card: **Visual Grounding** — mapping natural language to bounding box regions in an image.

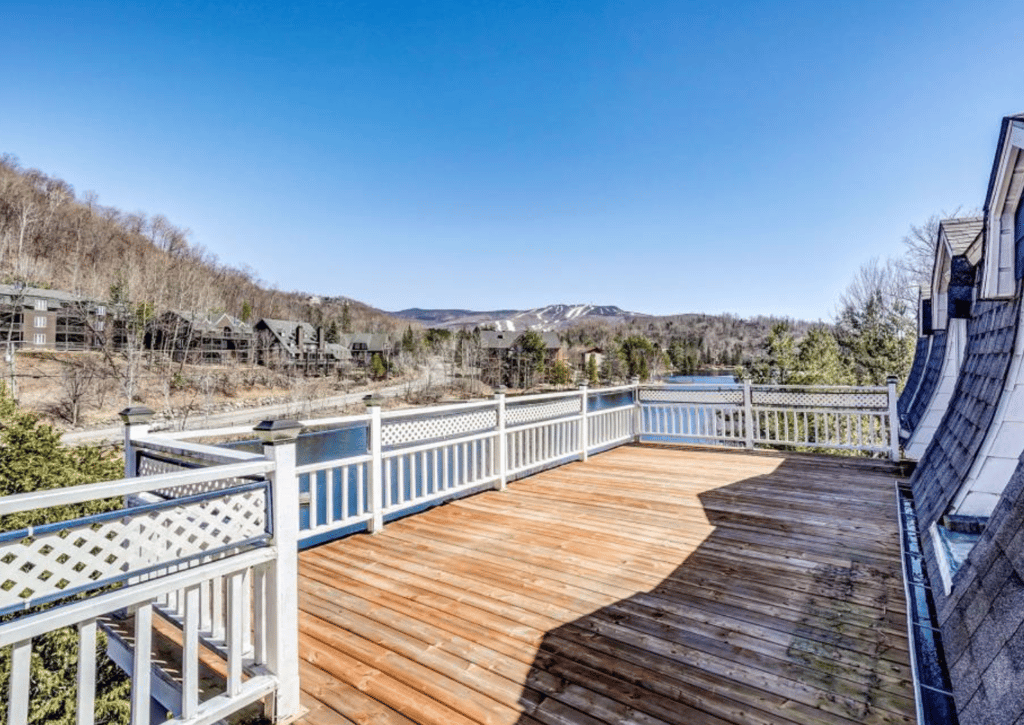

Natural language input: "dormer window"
[983,120,1024,298]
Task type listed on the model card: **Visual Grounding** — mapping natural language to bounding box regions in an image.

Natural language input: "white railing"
[639,379,899,459]
[0,419,302,725]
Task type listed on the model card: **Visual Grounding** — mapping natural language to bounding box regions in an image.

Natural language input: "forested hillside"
[562,312,818,370]
[0,155,400,332]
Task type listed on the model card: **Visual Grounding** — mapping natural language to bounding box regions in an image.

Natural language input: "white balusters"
[77,621,97,725]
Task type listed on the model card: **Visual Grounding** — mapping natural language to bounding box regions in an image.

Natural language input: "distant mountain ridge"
[392,304,647,331]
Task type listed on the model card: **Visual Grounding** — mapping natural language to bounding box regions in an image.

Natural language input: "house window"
[95,305,106,317]
[985,121,1024,298]
[34,316,46,328]
[33,334,45,345]
[34,299,46,311]
[95,320,105,332]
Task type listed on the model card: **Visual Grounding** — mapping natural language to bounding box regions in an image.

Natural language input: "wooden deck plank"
[296,445,915,725]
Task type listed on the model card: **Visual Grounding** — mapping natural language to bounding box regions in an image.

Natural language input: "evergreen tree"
[834,257,915,386]
[401,326,416,355]
[549,360,571,386]
[794,327,851,385]
[512,331,546,389]
[586,355,599,386]
[340,302,353,334]
[0,386,130,725]
[619,336,656,381]
[369,353,386,380]
[325,320,340,344]
[750,323,798,384]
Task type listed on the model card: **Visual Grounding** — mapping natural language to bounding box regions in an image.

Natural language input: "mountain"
[392,304,646,331]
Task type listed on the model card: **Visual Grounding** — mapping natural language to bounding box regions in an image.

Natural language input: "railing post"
[579,382,589,461]
[631,376,642,443]
[887,375,900,462]
[365,395,385,532]
[494,387,507,491]
[253,418,302,722]
[119,406,155,478]
[742,379,754,450]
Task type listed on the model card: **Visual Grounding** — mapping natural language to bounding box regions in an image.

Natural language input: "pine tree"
[586,355,599,386]
[341,302,353,334]
[370,353,386,380]
[619,336,656,381]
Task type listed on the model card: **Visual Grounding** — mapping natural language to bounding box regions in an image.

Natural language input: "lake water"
[228,378,736,541]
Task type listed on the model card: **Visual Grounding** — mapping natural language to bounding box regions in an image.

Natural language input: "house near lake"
[254,318,351,372]
[479,329,565,385]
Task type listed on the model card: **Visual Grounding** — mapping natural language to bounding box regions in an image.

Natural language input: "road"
[62,366,449,446]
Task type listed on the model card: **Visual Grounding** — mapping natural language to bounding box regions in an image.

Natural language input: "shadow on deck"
[296,445,914,725]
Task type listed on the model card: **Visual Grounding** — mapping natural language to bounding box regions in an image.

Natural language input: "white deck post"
[579,383,589,461]
[742,379,754,449]
[253,419,302,722]
[119,406,155,478]
[887,376,900,462]
[494,387,507,491]
[365,395,384,532]
[631,376,642,443]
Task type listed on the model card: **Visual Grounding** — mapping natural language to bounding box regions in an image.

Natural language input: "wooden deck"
[295,445,914,725]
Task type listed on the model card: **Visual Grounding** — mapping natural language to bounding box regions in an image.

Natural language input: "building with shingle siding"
[903,218,983,460]
[908,114,1024,725]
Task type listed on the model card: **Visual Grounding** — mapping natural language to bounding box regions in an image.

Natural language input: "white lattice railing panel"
[751,388,888,409]
[154,472,259,499]
[640,388,743,404]
[137,453,190,477]
[382,409,497,448]
[506,398,581,427]
[0,482,269,614]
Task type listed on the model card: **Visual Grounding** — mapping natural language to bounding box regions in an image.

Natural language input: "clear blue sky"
[2,1,1020,320]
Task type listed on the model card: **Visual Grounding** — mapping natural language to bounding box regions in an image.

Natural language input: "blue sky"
[2,1,1021,320]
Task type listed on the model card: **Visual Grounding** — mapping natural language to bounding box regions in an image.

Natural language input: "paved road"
[62,367,448,446]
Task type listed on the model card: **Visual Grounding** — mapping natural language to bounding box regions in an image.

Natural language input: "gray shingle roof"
[910,297,1020,531]
[902,331,947,438]
[480,331,561,350]
[898,335,933,423]
[940,217,984,255]
[925,450,1024,723]
[168,311,252,335]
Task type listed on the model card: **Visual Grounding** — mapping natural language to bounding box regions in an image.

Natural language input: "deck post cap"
[254,419,302,444]
[119,406,155,425]
[363,393,385,407]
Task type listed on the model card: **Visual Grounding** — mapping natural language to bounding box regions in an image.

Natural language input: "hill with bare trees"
[0,154,400,334]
